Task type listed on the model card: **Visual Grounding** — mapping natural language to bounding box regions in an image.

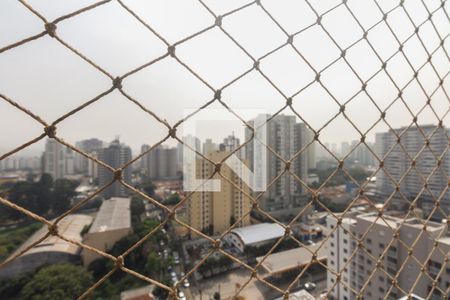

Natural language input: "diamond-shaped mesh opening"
[0,0,449,299]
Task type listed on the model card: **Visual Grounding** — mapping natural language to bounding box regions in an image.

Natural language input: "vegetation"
[137,176,156,198]
[162,193,180,206]
[243,237,298,258]
[89,210,167,299]
[0,174,169,300]
[0,271,33,299]
[21,264,93,300]
[0,174,79,224]
[316,196,348,212]
[0,222,42,261]
[311,166,371,187]
[197,255,234,277]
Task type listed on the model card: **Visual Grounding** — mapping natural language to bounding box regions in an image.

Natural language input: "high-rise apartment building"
[74,138,104,175]
[187,150,251,237]
[140,145,178,180]
[376,125,450,215]
[245,114,310,211]
[97,139,132,198]
[177,134,201,174]
[202,138,218,155]
[42,139,75,179]
[326,212,449,300]
[346,140,375,166]
[222,134,240,152]
[0,156,40,171]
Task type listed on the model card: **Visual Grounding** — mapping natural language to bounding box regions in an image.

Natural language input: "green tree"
[32,173,53,215]
[6,181,35,219]
[88,257,113,279]
[163,193,180,206]
[110,234,143,270]
[21,264,93,300]
[130,197,145,218]
[139,177,155,197]
[51,179,78,214]
[145,252,162,277]
[214,292,221,300]
[0,272,33,299]
[135,219,160,239]
[152,278,171,300]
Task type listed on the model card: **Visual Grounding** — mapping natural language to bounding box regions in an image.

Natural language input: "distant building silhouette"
[98,139,132,198]
[42,139,74,179]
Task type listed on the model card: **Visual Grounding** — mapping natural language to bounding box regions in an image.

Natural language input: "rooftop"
[257,243,328,275]
[273,290,315,300]
[357,212,446,233]
[120,285,154,300]
[89,197,131,233]
[229,223,285,245]
[12,214,93,257]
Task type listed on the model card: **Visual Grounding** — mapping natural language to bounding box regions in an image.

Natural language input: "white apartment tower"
[326,212,448,300]
[74,138,104,175]
[245,114,310,211]
[97,139,132,198]
[43,139,75,179]
[140,145,178,180]
[376,125,450,216]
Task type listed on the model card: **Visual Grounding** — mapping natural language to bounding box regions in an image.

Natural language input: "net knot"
[214,89,222,100]
[168,45,176,57]
[215,16,222,26]
[44,125,57,138]
[285,161,291,171]
[253,60,260,70]
[45,23,57,38]
[169,127,177,138]
[114,169,123,181]
[48,223,58,236]
[116,256,124,268]
[113,77,122,89]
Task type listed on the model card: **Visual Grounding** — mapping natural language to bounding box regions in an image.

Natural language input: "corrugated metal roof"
[257,244,328,275]
[89,197,131,233]
[230,223,285,245]
[273,290,315,300]
[11,214,93,257]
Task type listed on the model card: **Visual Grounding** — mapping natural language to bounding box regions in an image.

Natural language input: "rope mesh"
[0,0,449,299]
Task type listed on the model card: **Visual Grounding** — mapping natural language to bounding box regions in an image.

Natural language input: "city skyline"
[2,1,448,157]
[1,1,449,299]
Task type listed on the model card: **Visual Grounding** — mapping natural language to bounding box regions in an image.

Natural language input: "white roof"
[230,223,285,245]
[257,244,328,274]
[273,290,315,300]
[89,197,131,233]
[12,214,93,257]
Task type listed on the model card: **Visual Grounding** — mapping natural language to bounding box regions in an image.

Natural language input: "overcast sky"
[1,0,449,156]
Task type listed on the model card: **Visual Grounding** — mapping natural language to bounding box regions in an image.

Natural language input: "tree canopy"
[21,264,93,300]
[1,174,79,223]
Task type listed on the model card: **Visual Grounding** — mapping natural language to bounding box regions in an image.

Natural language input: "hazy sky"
[1,0,449,156]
